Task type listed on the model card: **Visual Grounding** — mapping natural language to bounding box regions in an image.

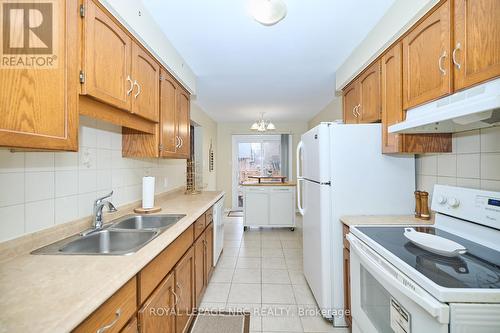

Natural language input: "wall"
[190,103,218,191]
[308,96,343,129]
[416,127,500,197]
[216,122,308,209]
[335,0,439,90]
[100,0,197,94]
[0,116,186,243]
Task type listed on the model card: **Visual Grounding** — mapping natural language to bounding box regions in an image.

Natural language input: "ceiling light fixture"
[249,0,287,26]
[250,113,276,132]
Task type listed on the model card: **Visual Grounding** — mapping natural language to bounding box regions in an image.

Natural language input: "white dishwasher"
[212,196,224,265]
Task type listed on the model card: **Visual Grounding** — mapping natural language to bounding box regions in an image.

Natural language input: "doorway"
[231,134,292,210]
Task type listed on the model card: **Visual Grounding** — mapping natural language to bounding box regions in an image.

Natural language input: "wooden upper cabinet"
[0,0,78,151]
[82,0,132,111]
[382,42,452,154]
[403,0,452,109]
[453,0,500,90]
[176,89,191,158]
[174,247,195,333]
[342,83,360,124]
[131,44,160,122]
[138,272,176,333]
[382,43,404,153]
[358,60,381,123]
[159,71,179,157]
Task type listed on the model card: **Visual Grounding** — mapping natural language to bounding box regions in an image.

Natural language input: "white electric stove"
[348,185,500,333]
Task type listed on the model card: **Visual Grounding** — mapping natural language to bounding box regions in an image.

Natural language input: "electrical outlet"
[163,177,168,188]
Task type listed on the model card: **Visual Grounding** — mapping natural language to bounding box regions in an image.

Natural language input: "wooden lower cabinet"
[174,247,195,333]
[74,277,137,333]
[194,234,206,306]
[205,223,214,282]
[75,206,216,333]
[138,272,176,333]
[343,248,351,328]
[342,224,351,328]
[121,317,138,333]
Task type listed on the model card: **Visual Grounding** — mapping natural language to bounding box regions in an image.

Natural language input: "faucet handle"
[94,191,114,205]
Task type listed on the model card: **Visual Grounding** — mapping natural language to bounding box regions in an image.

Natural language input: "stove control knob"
[437,196,447,205]
[448,198,460,208]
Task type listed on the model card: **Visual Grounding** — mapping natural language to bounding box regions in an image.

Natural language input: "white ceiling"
[143,0,395,122]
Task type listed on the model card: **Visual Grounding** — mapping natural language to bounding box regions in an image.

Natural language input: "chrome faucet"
[92,191,117,231]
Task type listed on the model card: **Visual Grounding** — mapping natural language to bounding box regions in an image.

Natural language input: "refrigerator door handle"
[296,141,304,179]
[297,178,305,216]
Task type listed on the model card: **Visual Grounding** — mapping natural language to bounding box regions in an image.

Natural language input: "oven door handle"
[347,234,450,324]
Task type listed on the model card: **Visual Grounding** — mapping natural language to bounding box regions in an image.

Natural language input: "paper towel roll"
[142,176,155,209]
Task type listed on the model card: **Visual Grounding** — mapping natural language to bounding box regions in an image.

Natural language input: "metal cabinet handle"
[175,136,180,148]
[355,104,361,118]
[452,42,461,70]
[179,137,183,148]
[170,288,179,306]
[176,282,183,303]
[438,51,447,76]
[126,76,134,96]
[96,309,121,333]
[133,80,141,98]
[352,107,357,118]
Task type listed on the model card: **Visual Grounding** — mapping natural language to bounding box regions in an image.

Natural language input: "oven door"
[347,234,449,333]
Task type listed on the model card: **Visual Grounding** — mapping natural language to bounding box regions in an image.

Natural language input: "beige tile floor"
[199,215,350,333]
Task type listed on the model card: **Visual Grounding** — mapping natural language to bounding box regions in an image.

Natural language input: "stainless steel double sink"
[32,214,186,256]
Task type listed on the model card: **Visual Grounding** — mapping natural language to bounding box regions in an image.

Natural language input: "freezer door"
[302,179,333,315]
[301,124,330,183]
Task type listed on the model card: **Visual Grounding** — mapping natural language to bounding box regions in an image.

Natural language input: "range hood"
[389,78,500,134]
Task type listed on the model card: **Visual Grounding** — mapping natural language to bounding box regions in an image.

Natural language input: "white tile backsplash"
[0,173,24,207]
[25,172,54,202]
[0,116,187,242]
[416,127,500,193]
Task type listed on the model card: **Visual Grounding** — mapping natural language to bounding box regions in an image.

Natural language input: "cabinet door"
[138,272,176,333]
[159,71,178,157]
[454,0,500,90]
[176,89,191,158]
[343,248,351,327]
[269,188,294,225]
[244,189,269,225]
[175,247,195,333]
[131,43,159,122]
[194,234,206,306]
[121,316,138,333]
[0,0,78,151]
[382,43,404,154]
[358,60,381,123]
[342,83,359,124]
[82,0,132,111]
[403,0,451,109]
[205,223,214,282]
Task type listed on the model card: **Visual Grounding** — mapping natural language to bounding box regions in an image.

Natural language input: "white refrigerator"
[296,123,415,327]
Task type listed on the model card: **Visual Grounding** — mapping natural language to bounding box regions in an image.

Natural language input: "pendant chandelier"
[250,113,276,132]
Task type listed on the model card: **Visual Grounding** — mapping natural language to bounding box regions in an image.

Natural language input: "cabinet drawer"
[138,225,194,305]
[194,215,206,240]
[205,207,214,224]
[74,277,136,333]
[343,224,350,250]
